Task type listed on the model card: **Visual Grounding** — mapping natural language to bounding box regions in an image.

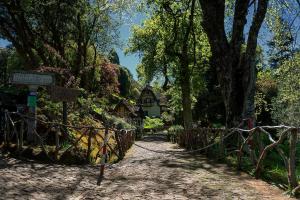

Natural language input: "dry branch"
[254,128,290,178]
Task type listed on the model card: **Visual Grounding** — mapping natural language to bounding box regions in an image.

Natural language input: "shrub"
[144,117,164,130]
[167,125,184,142]
[92,104,135,129]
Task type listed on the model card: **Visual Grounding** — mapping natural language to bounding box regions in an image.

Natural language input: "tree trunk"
[198,0,268,128]
[179,0,195,130]
[180,55,193,129]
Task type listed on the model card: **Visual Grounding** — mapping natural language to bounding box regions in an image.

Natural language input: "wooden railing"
[1,111,135,164]
[169,125,300,194]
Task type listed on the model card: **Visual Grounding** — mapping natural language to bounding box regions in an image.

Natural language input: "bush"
[144,117,164,130]
[167,125,184,142]
[92,104,135,129]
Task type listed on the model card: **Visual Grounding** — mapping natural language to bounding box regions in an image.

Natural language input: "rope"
[7,111,112,131]
[133,129,238,155]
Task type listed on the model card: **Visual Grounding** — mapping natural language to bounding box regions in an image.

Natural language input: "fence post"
[115,130,122,159]
[55,128,60,161]
[15,122,20,154]
[4,111,9,148]
[219,129,225,158]
[86,128,92,163]
[288,129,298,190]
[98,125,108,185]
[19,120,24,151]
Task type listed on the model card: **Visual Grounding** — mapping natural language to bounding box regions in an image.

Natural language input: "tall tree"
[128,0,210,129]
[0,0,126,87]
[267,15,294,68]
[108,49,120,65]
[198,0,269,127]
[271,52,300,126]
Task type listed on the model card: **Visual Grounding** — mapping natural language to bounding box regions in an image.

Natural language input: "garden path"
[0,135,294,200]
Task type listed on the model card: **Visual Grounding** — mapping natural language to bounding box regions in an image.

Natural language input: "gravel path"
[0,135,294,200]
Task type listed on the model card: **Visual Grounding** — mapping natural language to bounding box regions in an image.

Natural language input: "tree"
[198,0,269,127]
[0,47,9,85]
[271,52,300,126]
[99,60,120,96]
[0,0,127,89]
[108,49,120,65]
[128,0,211,129]
[267,15,294,68]
[0,47,25,85]
[118,67,133,97]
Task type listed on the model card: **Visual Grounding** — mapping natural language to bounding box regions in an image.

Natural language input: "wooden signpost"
[10,71,55,142]
[10,71,80,142]
[49,86,80,102]
[49,86,81,136]
[10,71,55,86]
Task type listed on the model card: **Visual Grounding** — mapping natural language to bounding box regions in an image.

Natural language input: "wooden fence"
[169,125,300,194]
[1,111,135,164]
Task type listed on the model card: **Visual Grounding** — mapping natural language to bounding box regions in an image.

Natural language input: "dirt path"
[0,135,294,200]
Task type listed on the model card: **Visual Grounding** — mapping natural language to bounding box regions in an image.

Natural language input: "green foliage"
[144,117,164,129]
[267,16,294,68]
[255,69,277,124]
[271,53,300,126]
[168,125,184,133]
[108,49,120,65]
[118,67,133,97]
[0,47,24,85]
[0,0,135,96]
[127,1,211,125]
[91,102,135,129]
[167,124,184,142]
[161,111,174,124]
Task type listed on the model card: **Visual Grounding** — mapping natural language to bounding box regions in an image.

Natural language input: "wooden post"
[15,122,20,154]
[288,129,298,189]
[115,130,124,159]
[27,88,38,143]
[4,110,8,148]
[62,101,68,138]
[6,112,11,147]
[98,125,109,185]
[86,128,92,163]
[55,128,60,161]
[19,120,24,151]
[237,131,242,170]
[219,130,225,158]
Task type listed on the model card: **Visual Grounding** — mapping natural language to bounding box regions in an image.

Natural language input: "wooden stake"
[288,129,298,189]
[55,128,60,161]
[98,125,108,185]
[20,120,24,151]
[86,128,92,163]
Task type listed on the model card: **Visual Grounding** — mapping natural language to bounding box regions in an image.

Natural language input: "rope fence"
[165,124,300,194]
[1,110,136,185]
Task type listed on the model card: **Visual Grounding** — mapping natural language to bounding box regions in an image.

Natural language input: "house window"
[144,111,148,116]
[144,98,152,104]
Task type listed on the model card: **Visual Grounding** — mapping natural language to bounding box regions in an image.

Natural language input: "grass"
[73,128,118,164]
[223,153,300,190]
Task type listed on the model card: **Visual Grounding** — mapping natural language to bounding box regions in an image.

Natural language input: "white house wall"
[142,103,161,118]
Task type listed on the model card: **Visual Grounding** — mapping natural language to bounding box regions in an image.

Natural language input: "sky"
[116,12,145,79]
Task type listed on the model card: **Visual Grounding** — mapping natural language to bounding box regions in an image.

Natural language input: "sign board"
[10,71,55,86]
[49,86,81,102]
